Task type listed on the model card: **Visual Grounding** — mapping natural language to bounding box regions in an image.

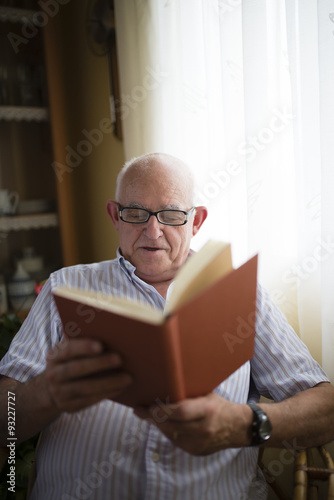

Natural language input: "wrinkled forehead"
[118,160,194,207]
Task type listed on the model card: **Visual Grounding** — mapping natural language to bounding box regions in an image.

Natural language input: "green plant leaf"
[0,313,22,361]
[0,314,34,499]
[0,329,14,351]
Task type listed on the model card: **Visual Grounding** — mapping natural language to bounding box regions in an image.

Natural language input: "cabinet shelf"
[0,6,36,24]
[0,106,48,122]
[0,213,58,232]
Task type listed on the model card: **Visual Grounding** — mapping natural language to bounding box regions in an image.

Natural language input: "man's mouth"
[142,247,163,252]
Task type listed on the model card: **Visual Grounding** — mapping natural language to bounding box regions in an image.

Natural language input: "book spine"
[162,315,186,402]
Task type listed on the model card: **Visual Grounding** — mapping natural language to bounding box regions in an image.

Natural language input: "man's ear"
[192,206,208,237]
[106,200,120,230]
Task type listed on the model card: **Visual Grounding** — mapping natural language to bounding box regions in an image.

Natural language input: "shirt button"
[151,452,160,462]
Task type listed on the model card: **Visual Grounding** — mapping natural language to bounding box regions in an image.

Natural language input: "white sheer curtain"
[114,0,334,381]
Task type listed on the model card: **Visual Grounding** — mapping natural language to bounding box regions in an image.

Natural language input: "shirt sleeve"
[0,275,62,382]
[251,284,329,401]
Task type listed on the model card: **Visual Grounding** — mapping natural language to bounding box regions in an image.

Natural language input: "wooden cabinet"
[0,5,63,310]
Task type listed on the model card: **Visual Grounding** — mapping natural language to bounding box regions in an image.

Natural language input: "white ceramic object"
[0,189,19,216]
[8,262,36,311]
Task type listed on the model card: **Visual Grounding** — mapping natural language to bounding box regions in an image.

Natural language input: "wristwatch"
[247,402,272,446]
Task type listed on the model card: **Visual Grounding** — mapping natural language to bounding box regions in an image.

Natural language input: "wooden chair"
[259,446,334,500]
[293,447,334,500]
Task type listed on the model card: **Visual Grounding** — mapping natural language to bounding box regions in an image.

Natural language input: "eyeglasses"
[118,204,196,226]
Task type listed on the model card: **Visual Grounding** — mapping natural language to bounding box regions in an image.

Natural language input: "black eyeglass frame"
[117,204,196,226]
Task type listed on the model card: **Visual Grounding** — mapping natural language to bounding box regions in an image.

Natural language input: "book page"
[53,287,164,325]
[165,240,233,315]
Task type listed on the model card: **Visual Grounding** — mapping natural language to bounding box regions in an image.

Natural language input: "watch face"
[259,420,272,439]
[259,414,272,439]
[248,403,273,445]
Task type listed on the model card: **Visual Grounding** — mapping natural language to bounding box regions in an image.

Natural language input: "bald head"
[115,153,195,206]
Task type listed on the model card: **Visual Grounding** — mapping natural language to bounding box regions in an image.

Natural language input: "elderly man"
[0,153,333,500]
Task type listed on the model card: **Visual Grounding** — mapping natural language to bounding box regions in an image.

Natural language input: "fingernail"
[109,353,121,367]
[91,341,102,353]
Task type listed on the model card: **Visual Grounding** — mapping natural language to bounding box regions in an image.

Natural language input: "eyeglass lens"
[121,208,188,225]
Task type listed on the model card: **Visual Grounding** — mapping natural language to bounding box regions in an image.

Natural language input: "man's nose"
[143,214,164,238]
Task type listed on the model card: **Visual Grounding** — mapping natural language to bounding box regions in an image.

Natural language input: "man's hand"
[46,338,133,413]
[0,338,132,446]
[134,393,252,455]
[134,382,334,455]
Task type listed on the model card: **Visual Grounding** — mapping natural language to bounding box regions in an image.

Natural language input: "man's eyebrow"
[126,203,184,210]
[127,202,146,208]
[164,204,184,210]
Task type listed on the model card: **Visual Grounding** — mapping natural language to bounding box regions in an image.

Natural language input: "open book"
[53,240,258,407]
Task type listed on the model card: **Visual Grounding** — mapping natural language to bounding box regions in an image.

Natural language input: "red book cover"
[53,242,258,407]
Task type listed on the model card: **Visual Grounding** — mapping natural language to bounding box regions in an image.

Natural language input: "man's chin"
[134,260,175,285]
[134,248,169,266]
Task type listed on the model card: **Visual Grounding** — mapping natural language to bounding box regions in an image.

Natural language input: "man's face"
[108,161,206,288]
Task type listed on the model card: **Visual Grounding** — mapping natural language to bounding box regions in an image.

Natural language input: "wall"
[44,0,125,266]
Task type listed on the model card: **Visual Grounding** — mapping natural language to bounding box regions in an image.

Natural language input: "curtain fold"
[114,0,334,381]
[317,0,334,382]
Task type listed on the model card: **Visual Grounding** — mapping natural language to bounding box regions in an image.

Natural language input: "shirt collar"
[116,247,136,279]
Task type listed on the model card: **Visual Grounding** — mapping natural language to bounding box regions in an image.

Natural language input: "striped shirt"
[0,250,329,500]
